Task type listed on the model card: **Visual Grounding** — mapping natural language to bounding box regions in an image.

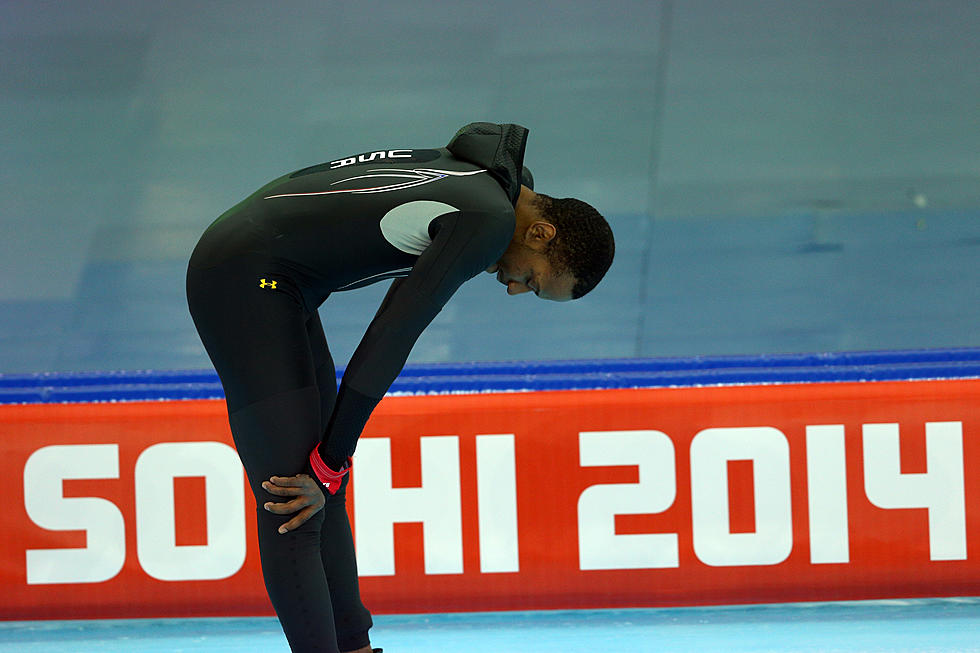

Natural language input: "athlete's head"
[488,188,615,301]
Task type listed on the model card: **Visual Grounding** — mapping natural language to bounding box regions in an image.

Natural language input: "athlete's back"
[192,124,527,309]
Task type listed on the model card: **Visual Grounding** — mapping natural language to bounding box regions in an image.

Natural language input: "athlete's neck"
[514,185,541,230]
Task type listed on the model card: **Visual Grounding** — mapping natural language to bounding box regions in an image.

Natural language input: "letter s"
[24,444,125,584]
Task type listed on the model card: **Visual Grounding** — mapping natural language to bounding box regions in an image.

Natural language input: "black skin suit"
[186,123,530,652]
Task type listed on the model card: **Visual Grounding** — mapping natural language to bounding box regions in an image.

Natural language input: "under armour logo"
[259,278,278,290]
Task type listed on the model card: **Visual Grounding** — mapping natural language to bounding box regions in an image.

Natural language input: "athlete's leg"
[229,388,338,651]
[307,313,374,651]
[187,262,341,652]
[308,310,338,430]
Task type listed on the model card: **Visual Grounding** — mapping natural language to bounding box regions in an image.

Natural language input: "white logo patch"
[380,200,458,255]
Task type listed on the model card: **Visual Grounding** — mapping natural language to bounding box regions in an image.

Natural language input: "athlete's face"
[486,242,576,302]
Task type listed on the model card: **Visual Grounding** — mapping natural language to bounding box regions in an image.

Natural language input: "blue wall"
[3,349,979,404]
[1,1,978,373]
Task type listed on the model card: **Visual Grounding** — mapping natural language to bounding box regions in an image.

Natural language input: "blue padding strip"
[1,348,978,404]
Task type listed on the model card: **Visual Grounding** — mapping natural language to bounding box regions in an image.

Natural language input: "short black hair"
[535,194,615,299]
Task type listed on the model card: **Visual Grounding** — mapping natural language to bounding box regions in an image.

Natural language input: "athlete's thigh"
[188,262,317,412]
[305,309,338,432]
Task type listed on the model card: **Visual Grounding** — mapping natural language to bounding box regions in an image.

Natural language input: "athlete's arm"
[317,209,513,469]
[262,211,511,526]
[373,277,406,320]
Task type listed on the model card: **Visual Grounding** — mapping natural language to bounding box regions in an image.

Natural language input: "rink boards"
[2,350,978,619]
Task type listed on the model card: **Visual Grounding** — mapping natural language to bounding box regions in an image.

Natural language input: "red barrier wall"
[2,379,979,620]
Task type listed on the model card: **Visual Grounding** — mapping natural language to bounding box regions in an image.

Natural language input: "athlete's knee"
[257,500,325,542]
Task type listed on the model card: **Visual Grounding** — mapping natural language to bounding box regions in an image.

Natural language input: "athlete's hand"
[261,474,325,534]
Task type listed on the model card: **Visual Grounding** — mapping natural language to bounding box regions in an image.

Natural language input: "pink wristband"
[309,448,351,495]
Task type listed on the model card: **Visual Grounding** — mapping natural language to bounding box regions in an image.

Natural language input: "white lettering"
[806,425,850,563]
[24,445,125,584]
[353,436,463,575]
[690,427,792,566]
[330,150,414,169]
[476,435,520,573]
[863,422,966,560]
[134,442,247,581]
[577,430,678,570]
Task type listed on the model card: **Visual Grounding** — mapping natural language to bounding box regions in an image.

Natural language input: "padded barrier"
[2,348,980,403]
[2,348,978,620]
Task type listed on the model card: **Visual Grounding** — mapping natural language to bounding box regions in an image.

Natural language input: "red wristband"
[309,448,351,495]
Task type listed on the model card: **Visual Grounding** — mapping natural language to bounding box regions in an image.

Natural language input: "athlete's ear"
[524,221,556,247]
